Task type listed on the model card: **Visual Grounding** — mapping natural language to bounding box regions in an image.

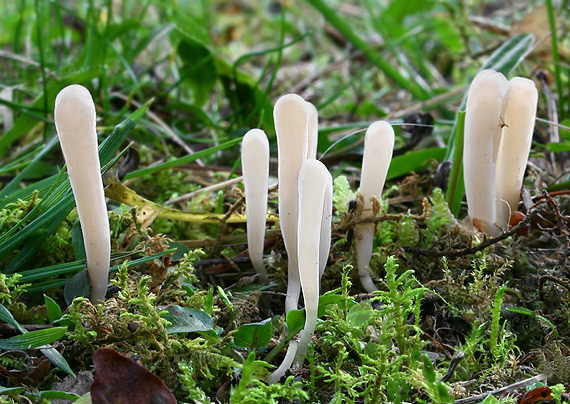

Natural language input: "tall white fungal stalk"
[464,70,509,236]
[293,159,332,368]
[495,77,538,229]
[55,84,110,303]
[274,94,316,313]
[241,129,270,283]
[463,70,538,235]
[355,121,395,293]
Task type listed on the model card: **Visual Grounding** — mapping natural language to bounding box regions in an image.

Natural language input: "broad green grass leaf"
[0,327,66,350]
[387,147,446,180]
[547,142,570,152]
[15,249,174,287]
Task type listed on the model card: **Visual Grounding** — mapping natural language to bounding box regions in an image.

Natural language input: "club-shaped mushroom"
[241,129,270,283]
[274,94,316,313]
[495,77,538,229]
[355,121,395,293]
[463,69,509,236]
[463,70,538,236]
[55,84,110,303]
[293,159,333,368]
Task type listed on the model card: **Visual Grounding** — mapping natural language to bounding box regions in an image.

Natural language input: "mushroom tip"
[275,93,305,106]
[508,76,539,96]
[242,128,268,147]
[367,120,395,139]
[55,84,96,117]
[56,84,92,102]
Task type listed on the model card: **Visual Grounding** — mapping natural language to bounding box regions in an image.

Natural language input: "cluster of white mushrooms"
[463,69,538,236]
[241,94,395,381]
[53,68,538,376]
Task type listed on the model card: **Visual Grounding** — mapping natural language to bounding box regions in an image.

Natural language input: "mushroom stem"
[293,159,332,368]
[463,70,509,236]
[54,85,110,303]
[274,94,315,313]
[495,77,538,229]
[265,341,298,384]
[355,121,394,293]
[241,129,270,283]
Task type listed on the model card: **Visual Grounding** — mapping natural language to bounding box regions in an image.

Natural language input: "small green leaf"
[74,393,92,404]
[71,220,86,261]
[37,390,80,401]
[346,302,373,328]
[44,295,63,324]
[63,270,91,305]
[422,354,437,383]
[160,306,214,334]
[285,309,306,335]
[318,294,357,317]
[480,394,501,403]
[234,318,273,349]
[0,327,66,350]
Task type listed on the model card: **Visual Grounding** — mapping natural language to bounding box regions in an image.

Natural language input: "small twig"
[539,275,570,302]
[337,211,427,233]
[165,176,244,205]
[441,350,464,383]
[406,199,547,257]
[211,194,246,257]
[193,256,253,268]
[453,374,547,404]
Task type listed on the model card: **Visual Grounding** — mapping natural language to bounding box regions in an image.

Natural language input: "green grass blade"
[446,111,465,215]
[386,147,446,181]
[307,0,431,100]
[21,248,176,293]
[0,70,101,157]
[0,135,59,198]
[0,327,66,350]
[0,103,150,272]
[124,137,242,180]
[0,303,26,332]
[545,0,565,118]
[0,303,73,375]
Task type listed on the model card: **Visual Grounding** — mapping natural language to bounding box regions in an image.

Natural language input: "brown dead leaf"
[91,348,176,404]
